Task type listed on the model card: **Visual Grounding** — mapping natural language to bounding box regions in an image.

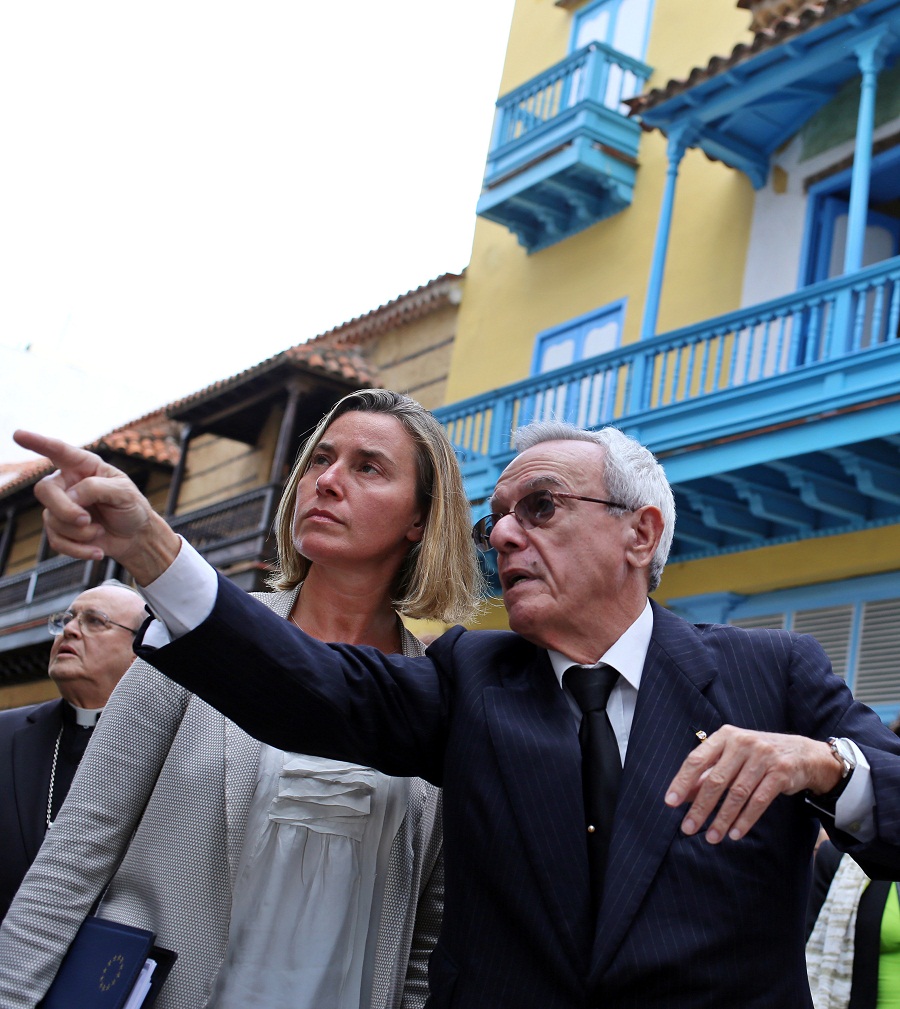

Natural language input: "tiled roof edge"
[165,343,379,416]
[1,409,182,499]
[308,272,464,348]
[628,0,863,117]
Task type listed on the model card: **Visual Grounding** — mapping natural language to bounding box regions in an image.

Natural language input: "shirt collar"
[548,599,653,692]
[65,702,104,728]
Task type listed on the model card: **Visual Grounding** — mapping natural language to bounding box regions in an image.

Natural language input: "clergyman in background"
[0,580,144,918]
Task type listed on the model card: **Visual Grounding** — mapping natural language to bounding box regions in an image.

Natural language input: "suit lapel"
[12,700,63,858]
[486,651,593,964]
[590,606,724,979]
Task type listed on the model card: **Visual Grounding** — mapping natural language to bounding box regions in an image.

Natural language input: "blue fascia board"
[477,139,637,216]
[673,570,900,617]
[636,0,900,171]
[656,399,900,485]
[643,4,900,128]
[476,143,638,251]
[669,510,900,565]
[670,511,900,562]
[665,591,747,623]
[483,103,642,186]
[457,389,899,502]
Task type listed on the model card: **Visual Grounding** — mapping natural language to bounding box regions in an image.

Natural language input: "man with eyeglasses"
[0,580,144,919]
[12,422,900,1008]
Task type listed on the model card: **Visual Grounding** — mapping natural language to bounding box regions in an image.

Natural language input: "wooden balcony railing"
[169,484,279,554]
[0,485,281,617]
[0,556,94,614]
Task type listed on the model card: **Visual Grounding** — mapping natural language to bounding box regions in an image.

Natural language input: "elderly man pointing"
[13,423,900,1009]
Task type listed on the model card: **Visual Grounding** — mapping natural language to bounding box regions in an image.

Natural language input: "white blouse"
[208,744,409,1009]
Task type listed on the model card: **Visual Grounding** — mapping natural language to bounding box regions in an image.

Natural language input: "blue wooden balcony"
[436,257,900,560]
[476,42,652,252]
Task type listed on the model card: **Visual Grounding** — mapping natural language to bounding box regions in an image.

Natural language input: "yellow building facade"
[440,0,900,718]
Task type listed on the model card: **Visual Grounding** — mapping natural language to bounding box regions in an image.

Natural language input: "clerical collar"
[65,702,104,728]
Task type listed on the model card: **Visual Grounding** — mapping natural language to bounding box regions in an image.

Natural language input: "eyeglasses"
[472,489,631,552]
[48,609,140,638]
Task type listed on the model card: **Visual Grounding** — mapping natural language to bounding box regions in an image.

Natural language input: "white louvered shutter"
[793,605,853,681]
[854,598,900,706]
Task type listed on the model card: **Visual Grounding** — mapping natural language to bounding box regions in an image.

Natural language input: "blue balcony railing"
[488,42,651,164]
[477,43,652,251]
[437,257,900,503]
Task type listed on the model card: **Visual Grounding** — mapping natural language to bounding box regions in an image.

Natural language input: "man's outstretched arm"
[13,430,180,585]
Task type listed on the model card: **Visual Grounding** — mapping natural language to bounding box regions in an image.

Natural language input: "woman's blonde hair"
[268,389,484,623]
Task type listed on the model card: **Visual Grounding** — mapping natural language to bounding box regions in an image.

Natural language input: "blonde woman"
[0,389,483,1009]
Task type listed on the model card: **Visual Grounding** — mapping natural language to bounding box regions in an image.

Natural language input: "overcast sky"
[1,3,515,460]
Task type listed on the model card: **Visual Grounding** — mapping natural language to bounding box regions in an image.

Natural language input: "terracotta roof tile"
[308,273,464,348]
[166,342,378,416]
[0,459,48,493]
[628,0,868,117]
[88,410,182,466]
[737,0,828,32]
[0,409,182,500]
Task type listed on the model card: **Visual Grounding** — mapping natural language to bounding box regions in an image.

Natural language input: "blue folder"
[39,916,175,1009]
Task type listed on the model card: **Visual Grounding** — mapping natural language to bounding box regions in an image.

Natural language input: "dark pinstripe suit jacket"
[137,575,900,1009]
[0,699,63,920]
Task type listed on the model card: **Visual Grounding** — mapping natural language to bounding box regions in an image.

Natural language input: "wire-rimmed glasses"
[48,609,140,637]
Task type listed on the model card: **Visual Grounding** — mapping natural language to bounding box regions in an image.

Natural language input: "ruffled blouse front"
[208,744,408,1009]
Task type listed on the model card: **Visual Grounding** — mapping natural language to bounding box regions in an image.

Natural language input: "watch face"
[831,737,856,775]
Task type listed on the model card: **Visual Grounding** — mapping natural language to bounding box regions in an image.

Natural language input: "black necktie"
[564,663,622,908]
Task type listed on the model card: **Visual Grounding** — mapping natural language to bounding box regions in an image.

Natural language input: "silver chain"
[45,725,63,830]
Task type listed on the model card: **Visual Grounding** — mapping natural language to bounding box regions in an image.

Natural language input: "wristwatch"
[805,737,858,816]
[827,736,857,780]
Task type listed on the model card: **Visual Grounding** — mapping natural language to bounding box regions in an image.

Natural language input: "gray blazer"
[0,589,443,1009]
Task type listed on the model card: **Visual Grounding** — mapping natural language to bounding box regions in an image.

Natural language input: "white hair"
[512,420,675,592]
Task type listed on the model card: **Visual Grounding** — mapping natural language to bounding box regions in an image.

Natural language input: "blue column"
[640,124,693,344]
[843,29,890,276]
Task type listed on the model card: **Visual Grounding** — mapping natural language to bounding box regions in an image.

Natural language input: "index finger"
[13,431,105,483]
